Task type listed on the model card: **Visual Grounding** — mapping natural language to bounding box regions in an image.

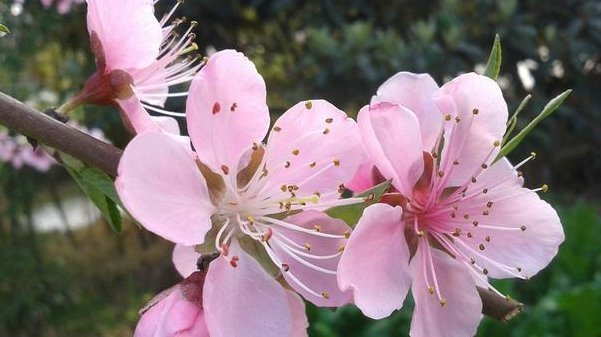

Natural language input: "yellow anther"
[314,225,322,232]
[305,101,313,109]
[292,149,300,155]
[541,184,549,193]
[440,299,447,306]
[321,291,330,299]
[333,159,341,166]
[493,140,501,147]
[273,126,282,132]
[445,115,452,121]
[304,243,312,251]
[428,287,435,294]
[343,231,351,239]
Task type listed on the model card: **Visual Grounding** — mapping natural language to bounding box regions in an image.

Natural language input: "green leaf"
[496,89,572,161]
[502,94,532,145]
[325,181,392,227]
[0,23,10,34]
[62,156,123,234]
[484,34,502,80]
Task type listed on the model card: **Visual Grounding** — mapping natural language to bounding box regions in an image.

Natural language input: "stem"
[0,91,122,177]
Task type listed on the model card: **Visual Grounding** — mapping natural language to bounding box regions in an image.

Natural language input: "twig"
[0,90,523,321]
[0,91,122,177]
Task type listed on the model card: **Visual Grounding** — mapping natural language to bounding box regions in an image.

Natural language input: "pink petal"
[410,245,482,337]
[434,73,508,187]
[150,116,180,135]
[203,241,293,337]
[86,0,162,70]
[452,158,564,279]
[186,50,269,175]
[346,162,377,192]
[372,72,442,151]
[116,96,161,134]
[262,99,363,201]
[270,210,352,307]
[116,132,215,246]
[357,102,424,196]
[173,244,200,278]
[286,290,309,337]
[338,203,411,319]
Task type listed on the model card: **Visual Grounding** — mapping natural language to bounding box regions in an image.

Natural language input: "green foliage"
[0,23,9,34]
[484,34,502,80]
[62,155,123,234]
[325,181,391,228]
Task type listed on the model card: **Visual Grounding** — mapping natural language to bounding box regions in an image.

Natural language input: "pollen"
[337,184,346,194]
[305,101,313,109]
[309,194,320,204]
[212,102,221,114]
[221,165,229,175]
[325,118,333,123]
[292,149,300,156]
[452,228,461,237]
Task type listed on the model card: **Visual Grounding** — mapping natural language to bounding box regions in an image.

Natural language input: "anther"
[314,225,322,232]
[247,216,254,225]
[343,231,351,239]
[337,184,346,194]
[428,287,435,294]
[417,230,425,237]
[455,116,461,123]
[252,143,259,150]
[467,232,473,238]
[230,103,238,111]
[212,102,221,114]
[190,20,198,28]
[333,159,341,166]
[321,292,330,299]
[273,126,282,132]
[445,115,452,121]
[473,220,479,227]
[482,268,489,275]
[471,177,477,183]
[438,170,444,177]
[221,165,229,175]
[284,161,291,168]
[323,128,330,135]
[261,228,273,241]
[481,163,488,169]
[325,118,333,123]
[304,243,312,251]
[479,244,486,251]
[309,162,316,168]
[452,228,461,237]
[493,140,500,147]
[292,149,300,155]
[230,256,239,268]
[337,245,345,252]
[520,225,527,231]
[485,236,491,242]
[450,212,456,218]
[281,264,290,272]
[440,299,447,306]
[463,214,470,220]
[482,188,489,194]
[541,184,549,193]
[482,210,490,216]
[470,258,476,264]
[305,101,313,109]
[516,267,522,272]
[472,108,479,115]
[486,201,493,208]
[281,185,287,192]
[453,159,459,165]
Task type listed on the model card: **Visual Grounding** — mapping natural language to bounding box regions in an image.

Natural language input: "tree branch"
[0,91,122,177]
[0,91,524,321]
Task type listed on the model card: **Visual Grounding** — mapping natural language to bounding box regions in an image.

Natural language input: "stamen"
[513,152,536,170]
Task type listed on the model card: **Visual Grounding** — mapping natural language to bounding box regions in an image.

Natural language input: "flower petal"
[434,73,508,187]
[203,241,293,337]
[116,96,161,134]
[173,244,201,278]
[116,132,215,246]
[260,100,363,201]
[338,203,411,319]
[410,245,482,337]
[86,0,162,70]
[347,162,377,192]
[453,158,564,279]
[270,210,352,307]
[358,102,424,196]
[186,50,269,175]
[286,290,309,337]
[372,72,442,151]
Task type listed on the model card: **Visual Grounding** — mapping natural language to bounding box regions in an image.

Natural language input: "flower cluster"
[51,1,565,336]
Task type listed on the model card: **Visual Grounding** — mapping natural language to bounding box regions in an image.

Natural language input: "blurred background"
[1,0,600,336]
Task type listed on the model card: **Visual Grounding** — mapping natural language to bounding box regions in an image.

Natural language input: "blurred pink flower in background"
[117,50,364,337]
[61,0,201,134]
[39,0,84,14]
[338,72,564,337]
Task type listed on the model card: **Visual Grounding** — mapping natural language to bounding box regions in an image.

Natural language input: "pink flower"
[134,271,209,337]
[338,72,564,337]
[117,50,364,337]
[63,0,201,134]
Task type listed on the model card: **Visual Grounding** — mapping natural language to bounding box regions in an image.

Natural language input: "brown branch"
[0,91,122,177]
[0,90,523,321]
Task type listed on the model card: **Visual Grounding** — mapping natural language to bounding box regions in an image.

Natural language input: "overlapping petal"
[186,50,269,175]
[358,102,424,196]
[173,244,200,278]
[409,246,482,337]
[204,242,293,337]
[116,132,214,246]
[338,203,411,319]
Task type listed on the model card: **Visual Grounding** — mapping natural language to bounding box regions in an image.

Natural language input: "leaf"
[325,180,391,227]
[0,23,10,34]
[502,94,532,145]
[62,155,123,234]
[484,34,502,80]
[496,89,572,161]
